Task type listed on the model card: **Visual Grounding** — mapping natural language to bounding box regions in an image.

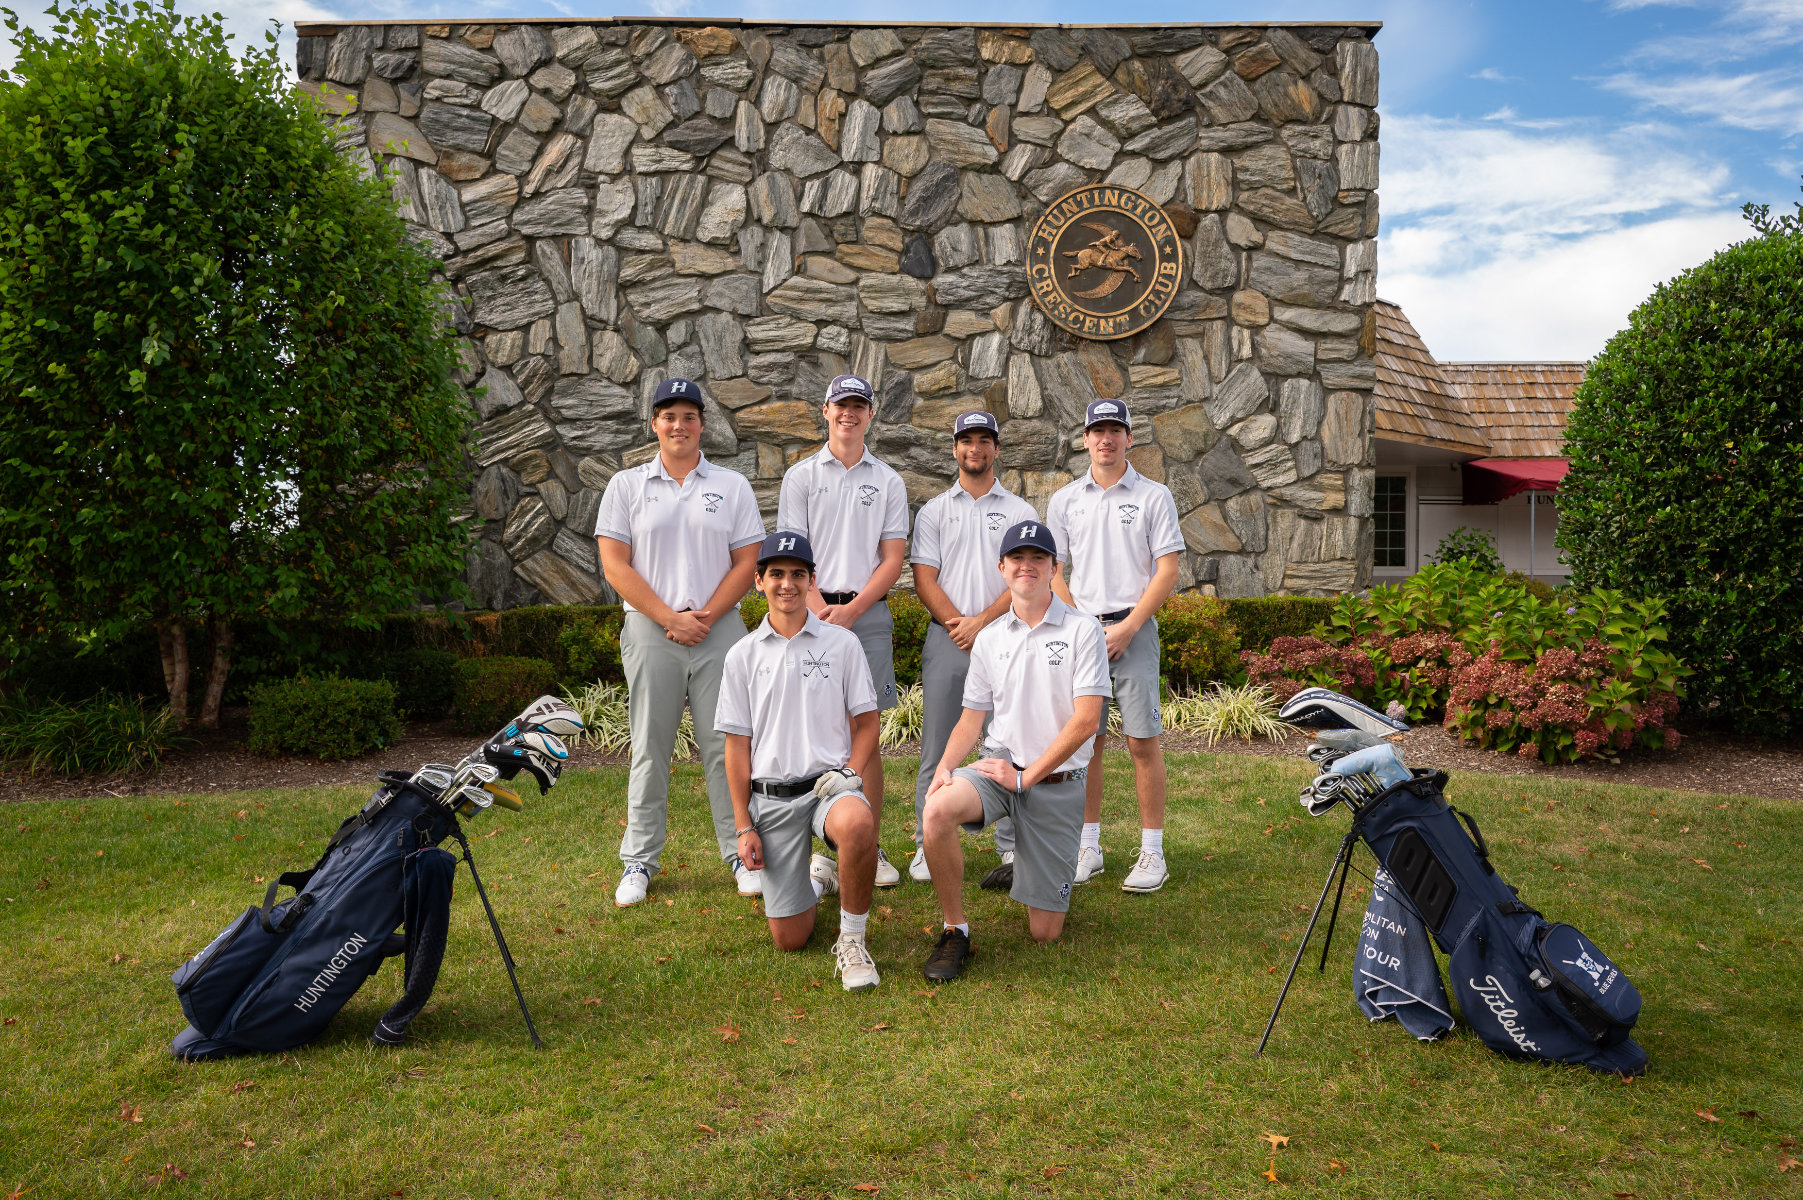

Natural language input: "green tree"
[1556,200,1803,733]
[0,0,472,727]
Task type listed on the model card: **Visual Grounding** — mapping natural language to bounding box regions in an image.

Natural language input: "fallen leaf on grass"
[696,1123,715,1134]
[852,1185,881,1194]
[224,1080,256,1095]
[154,1163,187,1183]
[4,1186,29,1200]
[237,1137,255,1149]
[1261,1160,1278,1182]
[586,871,605,879]
[1690,859,1711,870]
[1612,1192,1638,1198]
[1,1019,13,1027]
[119,1100,142,1124]
[1778,1155,1799,1172]
[664,900,675,907]
[1697,1108,1721,1123]
[1327,1160,1346,1174]
[1041,1166,1064,1178]
[863,1022,890,1032]
[780,1037,797,1046]
[1265,965,1277,975]
[1429,1142,1441,1150]
[878,906,894,917]
[655,956,671,965]
[1258,1132,1289,1149]
[1009,1091,1024,1101]
[1158,1000,1175,1010]
[716,1020,741,1043]
[1738,1110,1759,1120]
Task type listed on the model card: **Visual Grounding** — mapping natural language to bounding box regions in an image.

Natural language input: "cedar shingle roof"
[1371,300,1491,456]
[1438,362,1585,458]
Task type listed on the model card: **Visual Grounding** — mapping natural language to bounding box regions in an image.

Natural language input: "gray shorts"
[1103,617,1162,739]
[750,787,869,920]
[954,767,1085,913]
[851,599,898,712]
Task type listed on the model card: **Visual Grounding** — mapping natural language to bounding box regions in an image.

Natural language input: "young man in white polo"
[907,410,1036,887]
[777,373,909,887]
[1046,399,1183,894]
[918,520,1111,980]
[716,532,883,991]
[595,377,767,908]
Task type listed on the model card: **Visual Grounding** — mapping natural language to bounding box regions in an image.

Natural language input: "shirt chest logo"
[1044,640,1068,667]
[702,492,722,514]
[800,654,831,679]
[986,511,1007,531]
[1117,503,1139,526]
[857,484,879,507]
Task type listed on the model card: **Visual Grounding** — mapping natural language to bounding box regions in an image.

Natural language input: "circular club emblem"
[1027,185,1184,341]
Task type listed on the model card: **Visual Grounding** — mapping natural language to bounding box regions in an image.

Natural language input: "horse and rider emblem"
[1027,185,1184,342]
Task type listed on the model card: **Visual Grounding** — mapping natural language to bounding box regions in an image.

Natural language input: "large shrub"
[0,0,471,729]
[1156,593,1241,686]
[453,656,559,734]
[1557,219,1803,733]
[246,677,402,761]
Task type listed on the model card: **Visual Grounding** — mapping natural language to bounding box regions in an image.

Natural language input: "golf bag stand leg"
[452,827,545,1049]
[1257,828,1359,1055]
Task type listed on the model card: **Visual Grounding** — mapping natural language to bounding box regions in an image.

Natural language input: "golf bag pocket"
[173,905,286,1037]
[1355,869,1453,1041]
[1536,923,1641,1046]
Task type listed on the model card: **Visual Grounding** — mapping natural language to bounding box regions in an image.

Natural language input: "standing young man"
[918,521,1111,980]
[716,532,883,991]
[1046,400,1184,894]
[907,411,1036,886]
[595,377,766,907]
[777,374,909,888]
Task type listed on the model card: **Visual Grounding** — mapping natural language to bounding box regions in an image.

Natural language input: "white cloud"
[1601,67,1803,134]
[1471,67,1519,82]
[1482,105,1518,120]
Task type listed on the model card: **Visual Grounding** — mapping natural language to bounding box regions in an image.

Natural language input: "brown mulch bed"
[4,712,1799,805]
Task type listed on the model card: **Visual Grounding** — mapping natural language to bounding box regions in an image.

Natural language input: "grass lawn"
[2,751,1799,1198]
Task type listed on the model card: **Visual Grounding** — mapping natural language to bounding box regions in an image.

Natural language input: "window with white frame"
[1374,475,1408,569]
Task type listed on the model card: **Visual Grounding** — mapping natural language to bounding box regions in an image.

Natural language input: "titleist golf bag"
[169,696,581,1060]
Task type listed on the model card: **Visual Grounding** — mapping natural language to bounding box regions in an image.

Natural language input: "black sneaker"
[979,856,1014,891]
[923,928,973,982]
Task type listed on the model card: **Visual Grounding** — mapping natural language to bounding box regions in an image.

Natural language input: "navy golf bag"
[170,773,466,1060]
[1354,770,1647,1075]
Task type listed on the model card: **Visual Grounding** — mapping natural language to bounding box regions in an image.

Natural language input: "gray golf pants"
[619,608,746,872]
[914,622,1013,854]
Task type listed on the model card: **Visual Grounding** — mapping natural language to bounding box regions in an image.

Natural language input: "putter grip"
[483,782,525,811]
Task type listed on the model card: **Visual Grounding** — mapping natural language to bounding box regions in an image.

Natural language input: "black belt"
[752,773,822,799]
[1096,608,1133,624]
[1011,763,1086,786]
[820,591,864,606]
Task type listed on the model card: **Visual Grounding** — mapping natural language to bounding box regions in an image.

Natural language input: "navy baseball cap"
[653,376,705,411]
[953,410,1000,439]
[1083,399,1131,430]
[756,531,815,568]
[824,373,874,405]
[998,520,1058,559]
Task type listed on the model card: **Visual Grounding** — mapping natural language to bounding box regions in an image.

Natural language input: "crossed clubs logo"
[986,511,1008,531]
[857,484,880,507]
[1045,640,1069,667]
[702,492,723,514]
[1117,503,1140,526]
[801,655,831,679]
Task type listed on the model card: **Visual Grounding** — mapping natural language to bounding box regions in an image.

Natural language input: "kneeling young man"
[716,532,884,991]
[919,522,1111,980]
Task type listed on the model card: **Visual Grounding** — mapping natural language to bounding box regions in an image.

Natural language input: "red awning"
[1461,458,1569,505]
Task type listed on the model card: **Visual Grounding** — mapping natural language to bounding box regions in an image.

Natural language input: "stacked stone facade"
[294,19,1381,608]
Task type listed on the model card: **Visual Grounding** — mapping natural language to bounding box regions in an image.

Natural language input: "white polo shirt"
[776,445,910,594]
[962,597,1112,773]
[1046,465,1184,615]
[910,479,1039,618]
[715,613,878,782]
[594,454,765,613]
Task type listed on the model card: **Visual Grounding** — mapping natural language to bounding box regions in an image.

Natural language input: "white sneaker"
[735,862,764,897]
[1121,847,1169,893]
[1073,844,1105,885]
[810,852,840,897]
[615,862,652,907]
[873,846,901,888]
[833,934,880,992]
[908,846,931,882]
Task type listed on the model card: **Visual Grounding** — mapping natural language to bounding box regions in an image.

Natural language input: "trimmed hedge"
[377,648,460,720]
[246,677,402,761]
[452,656,559,735]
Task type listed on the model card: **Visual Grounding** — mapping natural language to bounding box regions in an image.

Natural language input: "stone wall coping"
[296,17,1384,35]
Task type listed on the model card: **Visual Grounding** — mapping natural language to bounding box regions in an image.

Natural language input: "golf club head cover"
[511,694,585,740]
[812,767,862,801]
[1278,687,1411,737]
[481,731,567,791]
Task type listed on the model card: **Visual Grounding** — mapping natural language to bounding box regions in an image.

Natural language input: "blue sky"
[182,0,1803,360]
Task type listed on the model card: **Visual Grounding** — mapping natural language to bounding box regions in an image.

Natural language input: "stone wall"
[293,18,1382,607]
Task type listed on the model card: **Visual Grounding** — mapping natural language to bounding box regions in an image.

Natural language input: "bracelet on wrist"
[735,826,755,837]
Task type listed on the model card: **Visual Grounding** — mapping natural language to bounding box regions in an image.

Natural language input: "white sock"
[1081,822,1101,851]
[947,922,970,938]
[840,909,868,938]
[810,877,825,900]
[1141,828,1164,853]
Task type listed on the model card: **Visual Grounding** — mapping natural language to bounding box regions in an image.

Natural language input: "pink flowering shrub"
[1447,640,1682,764]
[1241,636,1375,704]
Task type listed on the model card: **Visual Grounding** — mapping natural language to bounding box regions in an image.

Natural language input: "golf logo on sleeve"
[800,654,830,678]
[1059,881,1073,900]
[857,484,879,507]
[987,511,1007,530]
[1045,640,1068,667]
[702,492,722,513]
[1117,503,1139,526]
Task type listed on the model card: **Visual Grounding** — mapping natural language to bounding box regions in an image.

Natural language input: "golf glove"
[812,768,862,801]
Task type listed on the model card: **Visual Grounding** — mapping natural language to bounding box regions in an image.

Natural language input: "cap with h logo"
[998,520,1058,558]
[953,410,1000,438]
[756,530,816,568]
[824,374,874,405]
[653,377,705,410]
[1083,399,1131,430]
